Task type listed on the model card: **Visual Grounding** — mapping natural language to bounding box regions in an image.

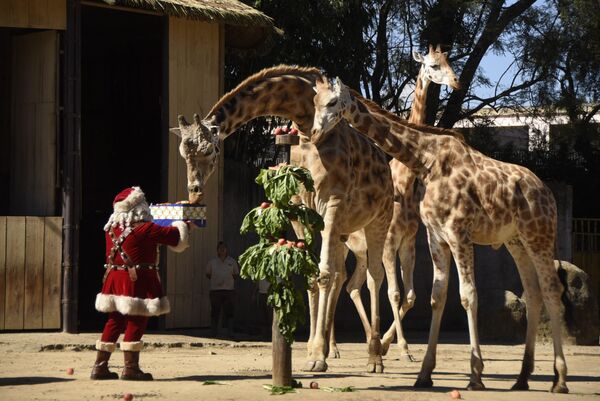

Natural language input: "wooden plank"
[0,0,66,29]
[5,217,26,330]
[0,217,6,330]
[24,217,45,329]
[167,18,223,328]
[43,217,62,328]
[10,31,57,216]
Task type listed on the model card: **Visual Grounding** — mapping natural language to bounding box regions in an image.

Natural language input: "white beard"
[103,200,152,231]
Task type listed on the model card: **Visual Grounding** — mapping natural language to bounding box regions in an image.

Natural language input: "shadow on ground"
[0,377,75,386]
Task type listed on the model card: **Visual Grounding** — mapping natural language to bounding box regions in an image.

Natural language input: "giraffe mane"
[347,89,465,142]
[206,65,323,118]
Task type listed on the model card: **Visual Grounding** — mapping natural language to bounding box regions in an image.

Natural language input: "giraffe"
[310,76,569,393]
[169,113,220,204]
[380,44,461,357]
[176,65,404,373]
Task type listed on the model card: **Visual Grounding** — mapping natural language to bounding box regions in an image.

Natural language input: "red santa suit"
[94,187,189,353]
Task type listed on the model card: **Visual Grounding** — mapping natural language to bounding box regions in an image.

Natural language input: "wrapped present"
[150,203,207,227]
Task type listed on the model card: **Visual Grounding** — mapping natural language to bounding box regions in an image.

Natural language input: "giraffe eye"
[431,64,441,70]
[327,99,338,107]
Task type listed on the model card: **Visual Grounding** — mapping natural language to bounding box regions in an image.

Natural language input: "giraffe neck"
[408,69,430,125]
[204,74,317,136]
[344,92,438,176]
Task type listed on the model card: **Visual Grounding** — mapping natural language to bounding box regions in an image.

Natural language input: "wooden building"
[0,0,276,332]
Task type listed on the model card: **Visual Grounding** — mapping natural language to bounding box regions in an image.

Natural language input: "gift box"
[150,204,207,227]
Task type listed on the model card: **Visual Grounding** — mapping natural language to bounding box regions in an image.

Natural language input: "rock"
[478,289,526,342]
[538,261,600,345]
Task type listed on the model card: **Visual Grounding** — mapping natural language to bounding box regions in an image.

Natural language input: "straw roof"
[114,0,274,27]
[103,0,281,52]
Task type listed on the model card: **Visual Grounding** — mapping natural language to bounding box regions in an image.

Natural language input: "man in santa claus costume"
[91,186,191,380]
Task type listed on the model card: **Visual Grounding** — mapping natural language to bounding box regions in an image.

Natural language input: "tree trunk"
[272,310,292,386]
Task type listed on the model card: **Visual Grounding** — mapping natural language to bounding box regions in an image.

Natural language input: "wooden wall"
[166,17,224,328]
[0,216,62,330]
[0,0,66,30]
[10,30,58,216]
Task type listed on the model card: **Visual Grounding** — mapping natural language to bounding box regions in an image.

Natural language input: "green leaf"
[262,384,296,395]
[322,386,356,392]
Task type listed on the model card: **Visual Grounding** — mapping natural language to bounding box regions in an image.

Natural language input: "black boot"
[90,350,119,380]
[121,351,153,381]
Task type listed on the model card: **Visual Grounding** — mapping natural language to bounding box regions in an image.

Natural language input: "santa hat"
[104,186,152,231]
[113,186,146,212]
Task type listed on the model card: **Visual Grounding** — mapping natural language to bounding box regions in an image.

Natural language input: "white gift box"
[150,204,207,227]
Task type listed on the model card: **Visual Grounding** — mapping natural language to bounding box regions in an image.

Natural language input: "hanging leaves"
[239,165,323,344]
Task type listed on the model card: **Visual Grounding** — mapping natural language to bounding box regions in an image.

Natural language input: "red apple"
[281,126,289,134]
[290,128,298,135]
[260,202,270,209]
[66,368,74,375]
[296,241,305,249]
[277,238,286,246]
[123,393,134,401]
[309,381,319,389]
[273,127,282,136]
[449,389,461,399]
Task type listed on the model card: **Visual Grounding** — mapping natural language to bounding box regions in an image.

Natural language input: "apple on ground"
[260,202,270,209]
[296,241,305,249]
[123,393,134,401]
[277,238,286,246]
[66,368,74,375]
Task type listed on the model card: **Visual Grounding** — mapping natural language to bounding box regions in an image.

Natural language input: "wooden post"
[271,131,299,386]
[272,310,292,386]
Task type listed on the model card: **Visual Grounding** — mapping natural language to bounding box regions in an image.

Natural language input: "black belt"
[104,264,159,271]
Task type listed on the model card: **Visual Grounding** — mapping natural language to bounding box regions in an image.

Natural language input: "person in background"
[206,241,239,337]
[92,186,192,381]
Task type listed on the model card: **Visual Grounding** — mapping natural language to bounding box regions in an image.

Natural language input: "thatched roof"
[102,0,281,52]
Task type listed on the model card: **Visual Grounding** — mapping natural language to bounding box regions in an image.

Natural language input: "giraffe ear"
[442,51,449,58]
[314,75,327,92]
[412,51,424,63]
[332,77,343,94]
[169,127,182,137]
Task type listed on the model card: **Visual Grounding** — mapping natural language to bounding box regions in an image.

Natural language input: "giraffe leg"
[304,201,343,372]
[344,248,372,341]
[505,238,543,391]
[305,278,318,361]
[521,239,568,393]
[380,233,412,363]
[382,234,417,361]
[365,227,386,373]
[450,241,485,391]
[326,265,347,359]
[415,234,451,388]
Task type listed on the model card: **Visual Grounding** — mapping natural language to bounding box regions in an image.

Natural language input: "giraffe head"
[170,114,220,204]
[412,44,460,90]
[311,76,351,144]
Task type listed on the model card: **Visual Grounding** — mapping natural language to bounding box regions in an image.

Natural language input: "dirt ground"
[0,332,599,401]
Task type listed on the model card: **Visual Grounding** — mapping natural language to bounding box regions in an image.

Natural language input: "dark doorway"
[79,6,165,330]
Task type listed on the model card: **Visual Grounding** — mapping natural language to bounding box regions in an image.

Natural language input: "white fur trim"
[95,293,171,316]
[96,340,116,353]
[120,341,144,351]
[169,221,189,253]
[114,187,145,213]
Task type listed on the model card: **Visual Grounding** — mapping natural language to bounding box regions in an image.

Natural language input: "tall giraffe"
[176,65,403,373]
[311,77,568,393]
[380,45,460,357]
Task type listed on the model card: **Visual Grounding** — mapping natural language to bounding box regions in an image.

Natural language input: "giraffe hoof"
[510,380,529,391]
[551,383,569,394]
[467,381,485,391]
[302,361,316,372]
[366,363,384,373]
[401,353,416,363]
[312,360,328,372]
[414,377,433,388]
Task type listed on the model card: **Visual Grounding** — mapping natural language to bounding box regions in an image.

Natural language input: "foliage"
[322,386,356,392]
[262,384,296,395]
[239,166,323,343]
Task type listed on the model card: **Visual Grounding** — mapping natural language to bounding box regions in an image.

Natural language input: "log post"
[272,310,292,386]
[271,131,298,387]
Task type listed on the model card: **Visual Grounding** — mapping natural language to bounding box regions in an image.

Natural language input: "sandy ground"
[0,332,599,401]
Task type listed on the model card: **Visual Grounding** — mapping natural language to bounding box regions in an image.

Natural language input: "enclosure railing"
[572,218,600,300]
